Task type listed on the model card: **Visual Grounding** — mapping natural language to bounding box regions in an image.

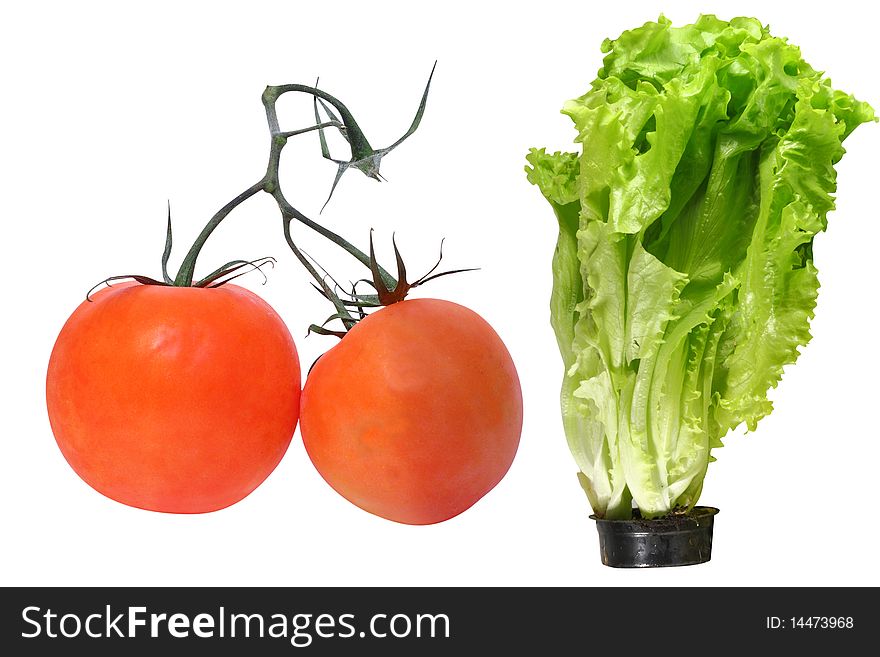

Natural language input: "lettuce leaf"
[526,15,874,518]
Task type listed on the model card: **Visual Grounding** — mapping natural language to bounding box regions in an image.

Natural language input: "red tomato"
[300,298,522,525]
[46,282,301,513]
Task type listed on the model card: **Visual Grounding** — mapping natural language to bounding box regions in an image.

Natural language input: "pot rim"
[590,505,719,522]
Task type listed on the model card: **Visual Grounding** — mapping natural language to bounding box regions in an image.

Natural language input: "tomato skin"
[46,282,301,513]
[300,298,522,525]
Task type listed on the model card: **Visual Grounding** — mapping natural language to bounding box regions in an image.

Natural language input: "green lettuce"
[526,15,874,519]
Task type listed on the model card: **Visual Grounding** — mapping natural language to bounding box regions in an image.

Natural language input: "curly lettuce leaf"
[526,15,874,518]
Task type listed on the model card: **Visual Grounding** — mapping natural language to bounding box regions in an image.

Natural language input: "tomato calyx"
[85,258,278,301]
[85,204,276,301]
[305,230,477,338]
[364,231,477,306]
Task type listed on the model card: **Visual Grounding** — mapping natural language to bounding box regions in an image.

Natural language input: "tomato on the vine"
[44,71,519,525]
[46,282,301,513]
[300,298,522,525]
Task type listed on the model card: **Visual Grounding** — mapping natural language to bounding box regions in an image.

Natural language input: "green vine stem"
[171,66,436,300]
[91,67,454,334]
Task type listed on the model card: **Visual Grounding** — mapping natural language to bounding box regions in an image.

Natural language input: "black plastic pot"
[590,506,719,568]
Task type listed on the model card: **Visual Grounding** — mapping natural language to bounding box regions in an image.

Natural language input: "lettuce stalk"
[526,15,874,519]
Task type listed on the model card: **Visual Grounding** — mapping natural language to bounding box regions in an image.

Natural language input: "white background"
[2,0,878,587]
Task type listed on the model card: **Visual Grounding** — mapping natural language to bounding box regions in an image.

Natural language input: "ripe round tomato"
[300,298,522,525]
[46,282,301,513]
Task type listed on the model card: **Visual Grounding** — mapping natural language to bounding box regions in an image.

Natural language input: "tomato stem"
[124,67,448,335]
[173,181,266,287]
[259,85,399,291]
[170,75,423,293]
